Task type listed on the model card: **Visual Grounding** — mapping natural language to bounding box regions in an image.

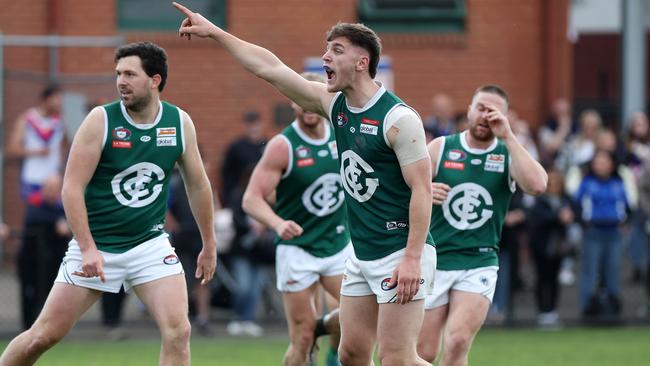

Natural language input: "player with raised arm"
[173,3,435,365]
[417,85,547,366]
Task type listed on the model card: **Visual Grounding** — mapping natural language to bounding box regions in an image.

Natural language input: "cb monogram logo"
[302,173,345,217]
[340,150,379,203]
[442,182,493,230]
[111,162,165,208]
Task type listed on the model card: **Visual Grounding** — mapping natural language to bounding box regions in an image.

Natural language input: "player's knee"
[417,339,439,363]
[162,318,191,346]
[25,329,62,354]
[444,331,473,359]
[338,344,370,366]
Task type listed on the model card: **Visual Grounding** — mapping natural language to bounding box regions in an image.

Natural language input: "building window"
[358,0,465,33]
[118,0,226,31]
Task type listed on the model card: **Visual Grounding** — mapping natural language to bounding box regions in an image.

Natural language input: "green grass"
[1,327,649,365]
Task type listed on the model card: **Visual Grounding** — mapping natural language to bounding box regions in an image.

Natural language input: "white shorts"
[424,266,498,310]
[55,234,184,293]
[276,243,353,292]
[340,245,436,304]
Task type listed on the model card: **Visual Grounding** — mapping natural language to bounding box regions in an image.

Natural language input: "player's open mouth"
[324,66,335,82]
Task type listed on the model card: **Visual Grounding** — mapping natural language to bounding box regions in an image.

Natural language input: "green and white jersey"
[84,100,184,253]
[431,131,516,270]
[274,121,350,257]
[329,84,434,261]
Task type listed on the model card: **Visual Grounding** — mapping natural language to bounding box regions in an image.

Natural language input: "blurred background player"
[242,72,351,365]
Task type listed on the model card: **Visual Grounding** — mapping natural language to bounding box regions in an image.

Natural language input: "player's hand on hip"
[274,220,303,241]
[173,2,219,40]
[196,247,217,285]
[389,256,421,304]
[431,182,451,205]
[74,247,106,283]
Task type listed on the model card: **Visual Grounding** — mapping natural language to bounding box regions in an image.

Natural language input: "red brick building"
[0,0,571,235]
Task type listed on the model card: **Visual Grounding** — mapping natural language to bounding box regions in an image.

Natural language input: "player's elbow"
[525,175,548,196]
[241,190,255,215]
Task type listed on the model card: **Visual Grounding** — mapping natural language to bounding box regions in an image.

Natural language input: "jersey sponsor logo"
[150,222,164,232]
[340,150,379,203]
[443,161,464,170]
[140,135,151,142]
[448,149,466,161]
[360,123,378,136]
[485,154,505,173]
[381,277,396,291]
[296,146,311,158]
[471,158,482,165]
[112,140,132,149]
[317,149,328,157]
[297,158,315,167]
[336,112,348,127]
[336,225,345,234]
[156,127,176,137]
[163,254,179,265]
[111,162,166,208]
[112,126,131,141]
[328,141,339,159]
[442,182,494,230]
[386,220,408,231]
[361,118,380,126]
[349,127,356,133]
[157,137,177,147]
[302,173,345,217]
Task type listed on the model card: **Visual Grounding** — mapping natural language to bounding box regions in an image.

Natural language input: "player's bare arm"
[177,111,217,285]
[485,104,547,195]
[6,115,49,159]
[386,111,432,304]
[427,136,451,205]
[242,136,304,241]
[173,1,334,118]
[61,107,106,282]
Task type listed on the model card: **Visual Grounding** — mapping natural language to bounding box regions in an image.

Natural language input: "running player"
[174,3,435,365]
[243,72,351,366]
[417,85,547,365]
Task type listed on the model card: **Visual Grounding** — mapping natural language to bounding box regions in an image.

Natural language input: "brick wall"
[0,0,571,233]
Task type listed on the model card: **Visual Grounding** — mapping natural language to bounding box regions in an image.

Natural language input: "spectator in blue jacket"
[575,149,630,317]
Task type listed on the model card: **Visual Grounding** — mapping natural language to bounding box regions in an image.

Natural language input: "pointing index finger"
[173,2,193,16]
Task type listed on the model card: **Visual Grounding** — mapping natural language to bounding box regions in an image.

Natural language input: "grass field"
[1,327,649,365]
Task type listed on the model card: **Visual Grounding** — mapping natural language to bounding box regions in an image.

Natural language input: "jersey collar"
[120,101,163,130]
[460,130,498,154]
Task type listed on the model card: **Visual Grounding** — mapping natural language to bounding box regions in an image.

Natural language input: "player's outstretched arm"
[173,2,333,118]
[61,107,106,282]
[242,136,304,241]
[177,111,217,285]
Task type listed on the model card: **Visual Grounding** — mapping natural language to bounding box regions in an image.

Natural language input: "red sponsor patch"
[361,118,380,126]
[443,161,464,170]
[297,158,315,167]
[112,140,132,149]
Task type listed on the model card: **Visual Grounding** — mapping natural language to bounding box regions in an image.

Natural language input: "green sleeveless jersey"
[330,86,434,261]
[85,100,184,253]
[431,131,515,270]
[274,121,350,257]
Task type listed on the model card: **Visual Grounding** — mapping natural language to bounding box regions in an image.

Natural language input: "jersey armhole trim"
[178,107,186,155]
[101,107,108,150]
[435,137,446,177]
[328,92,343,124]
[278,135,293,179]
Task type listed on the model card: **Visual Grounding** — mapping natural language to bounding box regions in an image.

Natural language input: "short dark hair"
[115,42,168,92]
[40,83,61,100]
[473,85,509,107]
[326,23,381,79]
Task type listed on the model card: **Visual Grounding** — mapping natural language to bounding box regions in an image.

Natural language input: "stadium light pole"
[621,0,646,131]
